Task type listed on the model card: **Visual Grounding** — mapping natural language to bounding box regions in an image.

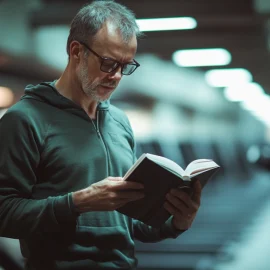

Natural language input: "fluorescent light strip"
[224,82,264,102]
[226,83,270,126]
[205,68,253,87]
[136,17,197,32]
[172,48,231,67]
[241,93,270,125]
[241,94,270,112]
[0,86,14,107]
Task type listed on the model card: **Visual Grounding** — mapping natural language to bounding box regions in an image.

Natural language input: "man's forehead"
[94,20,137,46]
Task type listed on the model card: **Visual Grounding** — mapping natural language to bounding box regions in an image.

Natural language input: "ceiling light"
[0,87,14,108]
[172,48,231,67]
[205,68,253,87]
[240,93,270,125]
[241,93,270,112]
[224,82,264,102]
[136,17,197,32]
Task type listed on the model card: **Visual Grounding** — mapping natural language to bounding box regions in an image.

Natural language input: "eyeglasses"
[78,41,140,75]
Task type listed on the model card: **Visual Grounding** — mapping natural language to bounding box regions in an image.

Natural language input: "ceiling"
[1,0,270,94]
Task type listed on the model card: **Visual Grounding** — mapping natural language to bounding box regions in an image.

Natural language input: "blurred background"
[1,0,270,269]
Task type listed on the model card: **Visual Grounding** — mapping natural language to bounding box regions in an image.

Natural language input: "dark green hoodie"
[0,82,182,270]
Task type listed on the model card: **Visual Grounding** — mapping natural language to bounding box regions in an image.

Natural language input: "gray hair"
[66,0,142,56]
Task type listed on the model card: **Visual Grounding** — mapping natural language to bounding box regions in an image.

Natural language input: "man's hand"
[72,177,144,213]
[164,180,202,230]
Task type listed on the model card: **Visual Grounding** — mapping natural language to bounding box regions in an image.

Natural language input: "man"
[0,1,201,269]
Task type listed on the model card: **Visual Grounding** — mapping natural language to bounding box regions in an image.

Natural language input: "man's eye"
[103,60,117,67]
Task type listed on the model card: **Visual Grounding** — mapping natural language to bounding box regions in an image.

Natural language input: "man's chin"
[92,93,111,103]
[97,97,109,103]
[96,89,115,102]
[83,86,114,102]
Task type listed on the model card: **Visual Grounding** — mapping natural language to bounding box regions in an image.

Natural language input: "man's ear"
[69,41,81,62]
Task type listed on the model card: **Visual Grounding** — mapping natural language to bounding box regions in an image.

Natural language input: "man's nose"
[108,66,123,81]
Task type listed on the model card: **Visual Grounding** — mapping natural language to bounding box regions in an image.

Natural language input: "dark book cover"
[117,157,219,228]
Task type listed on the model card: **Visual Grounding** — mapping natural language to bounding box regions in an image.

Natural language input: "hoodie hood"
[21,81,110,112]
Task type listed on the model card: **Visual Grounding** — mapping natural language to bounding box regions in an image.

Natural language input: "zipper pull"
[96,110,101,138]
[90,118,101,138]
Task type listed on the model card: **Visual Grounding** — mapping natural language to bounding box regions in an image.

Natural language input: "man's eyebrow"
[102,55,136,64]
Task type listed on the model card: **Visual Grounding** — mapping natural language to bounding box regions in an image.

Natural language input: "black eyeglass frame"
[78,41,140,75]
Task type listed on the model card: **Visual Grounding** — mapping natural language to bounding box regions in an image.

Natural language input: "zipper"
[94,109,110,175]
[89,113,101,138]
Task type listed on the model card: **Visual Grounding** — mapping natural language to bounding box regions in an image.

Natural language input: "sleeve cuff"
[53,193,79,225]
[162,216,186,238]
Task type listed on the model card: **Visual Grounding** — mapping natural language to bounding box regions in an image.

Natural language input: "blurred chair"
[158,140,186,166]
[247,143,270,171]
[191,140,225,182]
[178,142,197,166]
[137,139,186,166]
[135,140,158,157]
[214,140,248,182]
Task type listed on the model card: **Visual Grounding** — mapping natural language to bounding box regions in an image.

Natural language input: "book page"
[185,159,219,176]
[145,153,186,178]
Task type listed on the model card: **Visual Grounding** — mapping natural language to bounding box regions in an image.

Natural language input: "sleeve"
[0,110,78,239]
[133,216,185,242]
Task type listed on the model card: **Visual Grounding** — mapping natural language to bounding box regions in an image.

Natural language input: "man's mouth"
[100,84,116,90]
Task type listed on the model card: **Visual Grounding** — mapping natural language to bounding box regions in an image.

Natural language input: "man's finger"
[108,176,124,182]
[112,179,144,190]
[191,180,202,204]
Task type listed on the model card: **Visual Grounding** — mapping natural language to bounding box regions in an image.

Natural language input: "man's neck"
[55,70,98,119]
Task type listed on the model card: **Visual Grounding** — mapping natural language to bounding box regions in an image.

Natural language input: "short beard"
[78,61,104,102]
[77,57,118,102]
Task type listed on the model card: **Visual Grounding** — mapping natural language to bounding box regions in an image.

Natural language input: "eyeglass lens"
[101,60,137,75]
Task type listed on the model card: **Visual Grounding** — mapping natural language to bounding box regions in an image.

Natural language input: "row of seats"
[135,139,270,270]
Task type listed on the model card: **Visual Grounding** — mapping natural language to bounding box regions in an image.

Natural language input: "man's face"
[77,21,138,102]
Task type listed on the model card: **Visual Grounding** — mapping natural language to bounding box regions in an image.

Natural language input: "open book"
[117,153,220,228]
